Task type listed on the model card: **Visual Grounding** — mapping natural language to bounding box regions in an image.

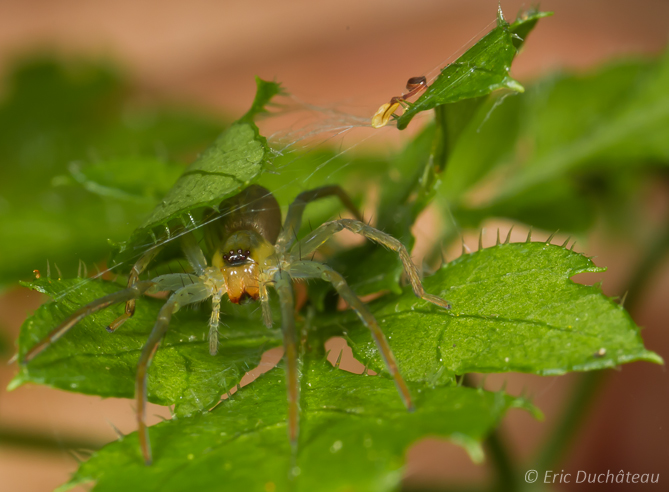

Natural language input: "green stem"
[623,224,669,313]
[486,429,519,492]
[0,426,104,452]
[533,370,605,473]
[461,375,518,492]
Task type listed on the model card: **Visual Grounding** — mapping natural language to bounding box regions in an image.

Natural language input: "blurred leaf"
[438,50,669,236]
[0,56,225,285]
[56,157,185,203]
[453,179,596,234]
[314,242,661,381]
[488,50,669,204]
[396,8,551,130]
[62,356,536,492]
[11,278,281,417]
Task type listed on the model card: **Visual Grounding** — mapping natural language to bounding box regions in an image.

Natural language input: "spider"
[22,183,451,464]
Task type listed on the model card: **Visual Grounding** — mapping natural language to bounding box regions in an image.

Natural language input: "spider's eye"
[246,250,250,256]
[238,249,243,254]
[229,250,234,256]
[223,254,228,260]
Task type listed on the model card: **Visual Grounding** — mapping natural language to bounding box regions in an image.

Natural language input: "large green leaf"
[11,278,281,418]
[113,78,283,267]
[314,241,661,381]
[61,356,536,492]
[395,8,551,130]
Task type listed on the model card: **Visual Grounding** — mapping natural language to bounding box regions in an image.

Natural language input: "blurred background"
[0,0,668,490]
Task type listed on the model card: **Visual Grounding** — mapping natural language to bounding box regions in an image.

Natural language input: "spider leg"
[22,280,156,364]
[179,231,208,275]
[135,282,214,465]
[290,218,451,309]
[259,281,272,328]
[275,185,363,253]
[288,261,414,411]
[107,246,164,333]
[274,271,300,447]
[108,233,208,333]
[208,289,225,355]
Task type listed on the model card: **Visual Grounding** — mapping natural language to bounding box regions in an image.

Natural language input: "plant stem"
[533,370,605,473]
[623,223,669,313]
[0,426,103,452]
[461,375,519,492]
[486,429,519,492]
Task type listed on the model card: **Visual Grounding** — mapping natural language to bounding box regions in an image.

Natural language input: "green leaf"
[395,8,551,130]
[314,242,661,381]
[114,78,282,267]
[11,278,281,418]
[55,157,185,203]
[61,356,536,492]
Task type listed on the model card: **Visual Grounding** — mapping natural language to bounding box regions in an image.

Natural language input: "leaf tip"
[496,2,506,27]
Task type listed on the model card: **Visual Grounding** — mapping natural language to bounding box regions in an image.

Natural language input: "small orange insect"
[372,76,428,128]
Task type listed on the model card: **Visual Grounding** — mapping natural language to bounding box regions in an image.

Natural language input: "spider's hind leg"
[288,261,414,411]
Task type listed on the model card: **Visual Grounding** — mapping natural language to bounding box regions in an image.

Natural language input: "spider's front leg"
[107,246,164,332]
[288,261,414,411]
[107,232,208,333]
[275,185,363,254]
[292,218,452,309]
[135,281,214,464]
[22,280,157,363]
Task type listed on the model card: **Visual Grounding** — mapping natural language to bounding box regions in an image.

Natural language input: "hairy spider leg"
[291,218,452,310]
[180,231,208,275]
[274,270,300,447]
[22,280,157,364]
[108,233,207,333]
[259,281,272,328]
[288,261,414,410]
[208,289,224,355]
[136,282,215,465]
[107,247,164,332]
[275,185,364,253]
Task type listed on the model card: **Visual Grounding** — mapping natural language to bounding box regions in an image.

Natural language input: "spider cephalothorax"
[22,184,451,465]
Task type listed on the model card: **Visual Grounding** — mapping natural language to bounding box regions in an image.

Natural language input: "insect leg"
[22,280,156,364]
[288,261,413,411]
[274,271,300,448]
[135,282,214,465]
[275,186,363,253]
[290,219,451,309]
[107,245,164,333]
